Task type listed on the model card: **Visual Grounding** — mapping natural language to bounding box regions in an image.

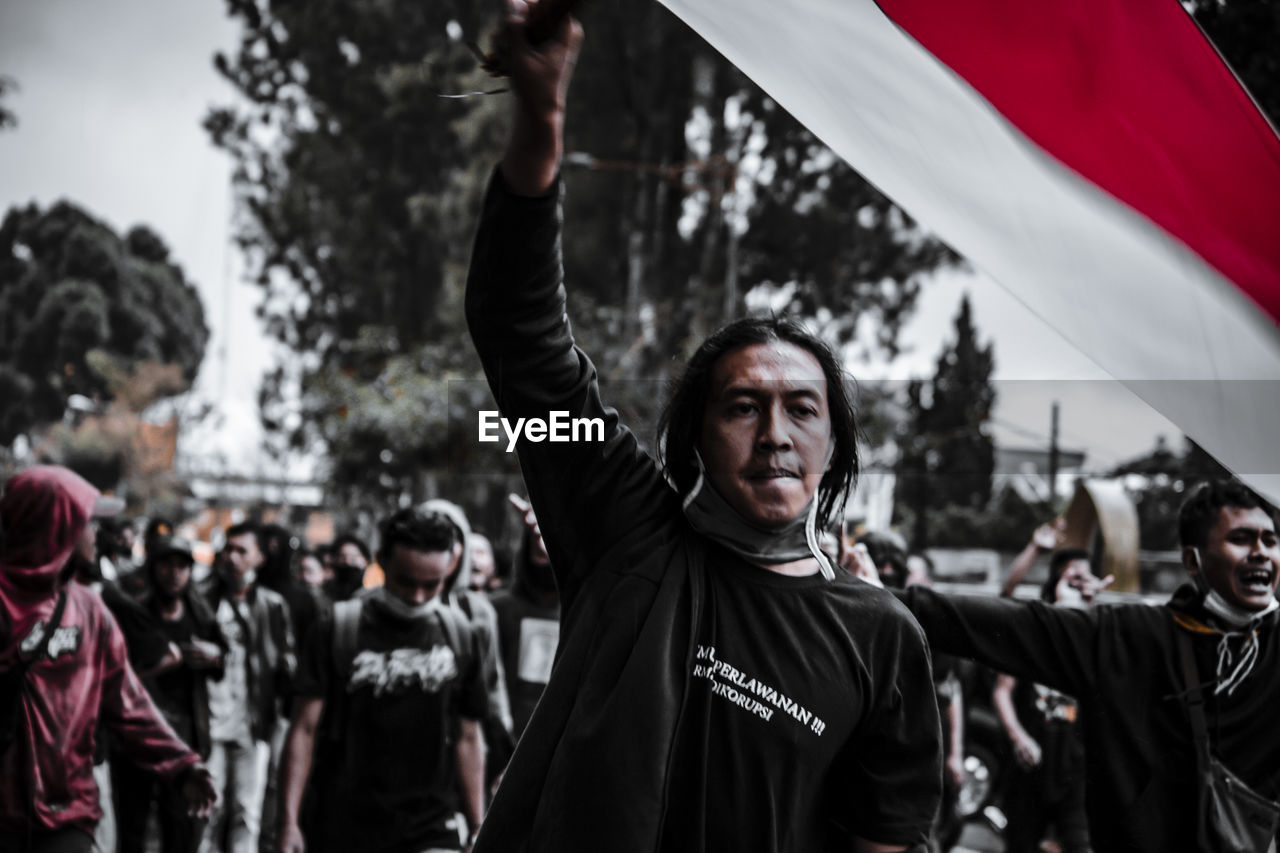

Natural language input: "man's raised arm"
[465,2,675,606]
[499,0,580,197]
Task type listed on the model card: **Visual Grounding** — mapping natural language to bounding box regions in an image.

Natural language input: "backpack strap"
[322,598,364,744]
[435,603,470,666]
[331,598,363,682]
[1174,626,1215,772]
[20,590,69,665]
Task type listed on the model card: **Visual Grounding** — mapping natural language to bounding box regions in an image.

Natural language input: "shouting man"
[895,480,1280,852]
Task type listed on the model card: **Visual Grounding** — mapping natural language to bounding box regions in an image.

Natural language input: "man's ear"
[449,541,464,577]
[1181,545,1202,577]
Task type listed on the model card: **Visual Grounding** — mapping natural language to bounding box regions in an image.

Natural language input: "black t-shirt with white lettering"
[660,553,941,852]
[295,597,488,853]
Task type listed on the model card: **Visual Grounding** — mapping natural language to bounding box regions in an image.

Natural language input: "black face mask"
[326,563,365,600]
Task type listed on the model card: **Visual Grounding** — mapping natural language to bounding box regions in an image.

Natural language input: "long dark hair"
[657,317,859,530]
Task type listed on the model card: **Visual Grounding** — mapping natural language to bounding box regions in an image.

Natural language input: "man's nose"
[757,404,792,449]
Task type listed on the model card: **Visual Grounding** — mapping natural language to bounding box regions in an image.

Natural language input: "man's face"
[224,532,263,581]
[699,342,832,528]
[336,542,368,570]
[383,544,458,607]
[154,553,193,600]
[469,535,496,590]
[75,521,96,562]
[1188,505,1280,611]
[299,555,326,588]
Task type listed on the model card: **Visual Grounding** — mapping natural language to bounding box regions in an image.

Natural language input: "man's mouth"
[1239,566,1277,594]
[746,468,800,481]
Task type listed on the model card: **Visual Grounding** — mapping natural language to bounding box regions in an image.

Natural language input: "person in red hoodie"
[0,465,217,853]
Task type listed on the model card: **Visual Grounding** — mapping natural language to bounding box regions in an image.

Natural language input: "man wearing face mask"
[321,534,371,605]
[0,465,217,852]
[278,507,488,853]
[465,5,940,851]
[202,522,295,853]
[895,479,1280,851]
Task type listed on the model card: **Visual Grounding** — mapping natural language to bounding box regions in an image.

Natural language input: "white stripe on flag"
[656,0,1280,500]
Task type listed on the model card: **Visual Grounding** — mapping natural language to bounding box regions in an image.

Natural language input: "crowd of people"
[3,458,1278,853]
[3,3,1279,853]
[0,466,563,853]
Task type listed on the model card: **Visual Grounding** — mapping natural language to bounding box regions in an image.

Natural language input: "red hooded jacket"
[0,466,199,835]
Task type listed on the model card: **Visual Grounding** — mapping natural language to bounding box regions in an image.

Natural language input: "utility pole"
[1048,401,1060,509]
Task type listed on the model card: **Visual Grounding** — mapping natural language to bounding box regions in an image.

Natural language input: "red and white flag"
[657,0,1280,501]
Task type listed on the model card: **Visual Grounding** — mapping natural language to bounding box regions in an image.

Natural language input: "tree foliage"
[0,75,17,131]
[1109,436,1234,550]
[209,0,959,519]
[895,295,997,547]
[36,359,195,516]
[0,201,209,446]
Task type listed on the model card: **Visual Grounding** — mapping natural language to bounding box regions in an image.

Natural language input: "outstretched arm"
[895,586,1099,699]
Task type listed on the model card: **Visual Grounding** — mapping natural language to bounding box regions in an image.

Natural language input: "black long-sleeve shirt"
[896,584,1280,852]
[467,169,941,852]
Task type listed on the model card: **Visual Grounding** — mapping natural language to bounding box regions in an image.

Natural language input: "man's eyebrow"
[717,384,824,399]
[1226,524,1277,537]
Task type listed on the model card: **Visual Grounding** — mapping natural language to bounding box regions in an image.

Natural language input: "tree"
[0,75,17,131]
[895,295,997,547]
[36,358,196,515]
[1110,436,1234,550]
[0,201,209,448]
[209,0,960,521]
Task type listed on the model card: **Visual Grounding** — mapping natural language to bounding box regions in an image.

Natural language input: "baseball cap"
[149,534,195,562]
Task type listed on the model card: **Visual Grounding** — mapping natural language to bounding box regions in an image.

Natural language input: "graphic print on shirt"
[692,644,828,735]
[516,617,558,684]
[19,620,82,661]
[348,645,458,697]
[1033,683,1078,723]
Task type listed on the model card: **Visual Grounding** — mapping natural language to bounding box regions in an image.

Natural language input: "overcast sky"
[0,0,1181,480]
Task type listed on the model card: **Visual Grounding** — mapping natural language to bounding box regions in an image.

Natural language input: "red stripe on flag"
[876,0,1280,325]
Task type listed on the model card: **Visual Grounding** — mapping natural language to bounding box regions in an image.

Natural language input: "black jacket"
[897,584,1280,852]
[140,586,228,759]
[466,170,939,852]
[203,580,296,742]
